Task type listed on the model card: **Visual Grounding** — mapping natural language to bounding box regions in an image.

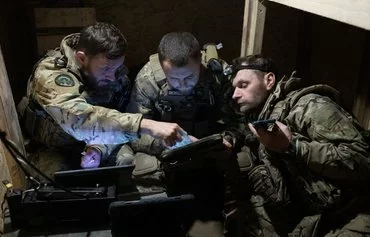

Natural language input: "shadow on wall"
[262,1,369,112]
[92,0,245,68]
[0,2,37,105]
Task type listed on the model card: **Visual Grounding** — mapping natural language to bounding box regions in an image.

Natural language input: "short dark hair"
[232,55,278,77]
[158,32,201,67]
[76,22,128,59]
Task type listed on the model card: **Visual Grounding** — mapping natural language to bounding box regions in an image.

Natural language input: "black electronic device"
[36,185,107,200]
[7,186,117,229]
[159,133,224,163]
[0,129,132,231]
[251,119,276,129]
[54,164,135,187]
[109,193,195,237]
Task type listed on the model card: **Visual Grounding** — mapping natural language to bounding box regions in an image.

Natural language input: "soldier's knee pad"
[116,153,135,166]
[237,151,254,172]
[132,152,160,177]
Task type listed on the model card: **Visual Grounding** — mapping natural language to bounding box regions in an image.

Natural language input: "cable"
[0,130,88,199]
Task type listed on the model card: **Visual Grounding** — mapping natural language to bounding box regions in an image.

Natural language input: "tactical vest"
[148,53,219,138]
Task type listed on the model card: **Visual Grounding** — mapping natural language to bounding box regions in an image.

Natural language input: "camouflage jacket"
[242,73,370,213]
[126,53,230,154]
[22,33,142,159]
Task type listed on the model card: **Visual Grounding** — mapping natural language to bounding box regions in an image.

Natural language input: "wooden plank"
[268,0,370,31]
[241,0,267,56]
[0,151,11,234]
[0,45,26,189]
[34,8,96,28]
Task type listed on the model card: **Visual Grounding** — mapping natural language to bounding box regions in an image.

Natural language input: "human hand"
[188,135,198,142]
[223,138,233,149]
[248,120,292,153]
[140,119,186,147]
[80,147,101,169]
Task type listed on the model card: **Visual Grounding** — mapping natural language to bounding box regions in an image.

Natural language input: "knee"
[116,153,135,166]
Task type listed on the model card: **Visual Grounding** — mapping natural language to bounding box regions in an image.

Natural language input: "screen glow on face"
[84,54,125,87]
[162,59,200,95]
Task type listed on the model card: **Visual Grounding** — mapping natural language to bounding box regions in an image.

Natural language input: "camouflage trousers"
[290,195,370,237]
[225,195,370,237]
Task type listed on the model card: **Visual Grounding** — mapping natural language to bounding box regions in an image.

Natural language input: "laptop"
[54,164,135,187]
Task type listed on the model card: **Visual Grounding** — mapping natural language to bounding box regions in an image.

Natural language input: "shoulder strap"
[149,53,166,88]
[280,83,342,121]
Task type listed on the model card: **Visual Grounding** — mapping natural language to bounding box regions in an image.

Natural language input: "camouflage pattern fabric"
[20,33,142,173]
[26,33,141,146]
[227,74,370,236]
[125,54,234,236]
[126,54,232,155]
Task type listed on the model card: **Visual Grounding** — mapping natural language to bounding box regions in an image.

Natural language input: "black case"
[109,193,195,237]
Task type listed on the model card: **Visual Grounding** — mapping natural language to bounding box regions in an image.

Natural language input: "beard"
[168,84,195,96]
[178,87,195,95]
[80,69,97,87]
[81,70,115,89]
[239,104,252,113]
[238,93,268,114]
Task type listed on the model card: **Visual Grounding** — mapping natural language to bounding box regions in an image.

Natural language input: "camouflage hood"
[60,33,82,79]
[259,72,341,120]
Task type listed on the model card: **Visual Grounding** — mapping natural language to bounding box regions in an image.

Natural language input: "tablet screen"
[159,134,223,162]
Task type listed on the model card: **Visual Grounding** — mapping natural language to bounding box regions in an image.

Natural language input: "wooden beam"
[241,0,267,56]
[0,45,26,189]
[268,0,370,31]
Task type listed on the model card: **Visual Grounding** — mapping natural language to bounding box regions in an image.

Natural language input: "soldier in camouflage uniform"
[125,32,231,236]
[224,55,370,236]
[126,32,229,153]
[17,22,185,176]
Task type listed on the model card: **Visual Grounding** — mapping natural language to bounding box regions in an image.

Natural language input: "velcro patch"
[55,74,75,87]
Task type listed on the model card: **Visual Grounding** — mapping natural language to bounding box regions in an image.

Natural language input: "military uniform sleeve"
[286,94,370,180]
[130,134,165,155]
[126,63,159,118]
[31,67,142,145]
[88,144,121,161]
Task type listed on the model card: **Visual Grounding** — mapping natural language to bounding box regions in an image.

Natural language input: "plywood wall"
[261,2,370,127]
[91,0,245,69]
[0,45,26,189]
